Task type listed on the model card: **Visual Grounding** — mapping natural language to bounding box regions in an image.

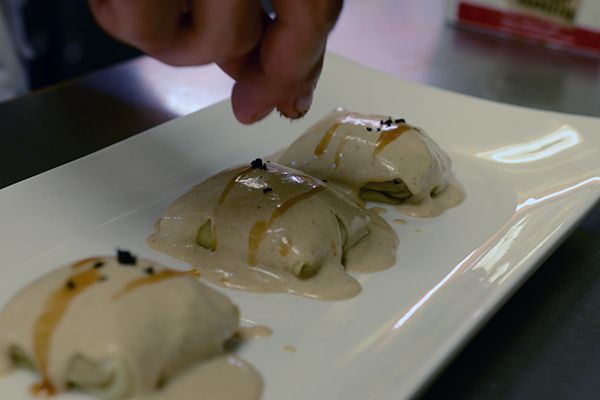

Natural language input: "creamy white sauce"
[237,326,273,340]
[394,178,465,218]
[0,256,261,400]
[149,162,398,301]
[277,109,465,217]
[140,355,262,400]
[344,211,399,274]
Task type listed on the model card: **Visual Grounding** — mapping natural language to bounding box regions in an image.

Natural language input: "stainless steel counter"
[1,0,599,398]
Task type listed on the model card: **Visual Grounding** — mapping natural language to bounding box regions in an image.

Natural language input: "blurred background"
[0,0,139,102]
[1,0,599,108]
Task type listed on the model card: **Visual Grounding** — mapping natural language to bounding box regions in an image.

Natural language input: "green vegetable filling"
[196,219,216,251]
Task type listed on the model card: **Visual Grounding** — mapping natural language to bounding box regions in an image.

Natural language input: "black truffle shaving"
[250,158,268,170]
[263,187,273,194]
[144,266,155,276]
[93,261,105,269]
[394,118,406,124]
[117,249,137,265]
[366,127,373,132]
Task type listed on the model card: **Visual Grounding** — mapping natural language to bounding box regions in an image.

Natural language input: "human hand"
[88,0,343,124]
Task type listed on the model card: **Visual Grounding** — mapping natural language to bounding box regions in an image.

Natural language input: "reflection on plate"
[0,55,598,399]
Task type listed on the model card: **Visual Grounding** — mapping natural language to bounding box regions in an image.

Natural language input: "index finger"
[225,0,343,123]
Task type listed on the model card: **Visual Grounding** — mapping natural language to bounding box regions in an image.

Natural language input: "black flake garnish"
[117,249,137,265]
[395,118,406,124]
[377,128,381,131]
[322,179,328,183]
[144,266,155,276]
[93,261,105,269]
[66,279,76,290]
[366,127,372,132]
[263,187,273,194]
[98,275,108,282]
[250,158,267,170]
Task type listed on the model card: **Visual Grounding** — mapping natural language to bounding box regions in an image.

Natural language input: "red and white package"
[447,0,600,57]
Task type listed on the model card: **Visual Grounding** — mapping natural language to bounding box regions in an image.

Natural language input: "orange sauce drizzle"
[218,166,251,205]
[248,221,269,266]
[247,186,325,266]
[71,257,99,269]
[270,186,325,221]
[314,123,339,156]
[31,268,100,396]
[113,269,200,299]
[278,237,293,257]
[30,380,56,397]
[330,239,337,256]
[373,124,412,159]
[334,135,351,170]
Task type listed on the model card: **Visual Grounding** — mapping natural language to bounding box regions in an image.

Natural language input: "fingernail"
[294,92,313,115]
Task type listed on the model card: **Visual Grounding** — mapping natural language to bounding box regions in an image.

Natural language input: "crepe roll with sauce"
[149,159,397,300]
[0,251,261,400]
[278,109,465,217]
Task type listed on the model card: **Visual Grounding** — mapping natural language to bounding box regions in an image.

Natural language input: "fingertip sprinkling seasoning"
[117,249,137,265]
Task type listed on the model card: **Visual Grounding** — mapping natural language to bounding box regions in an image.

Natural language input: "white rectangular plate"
[1,55,600,400]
